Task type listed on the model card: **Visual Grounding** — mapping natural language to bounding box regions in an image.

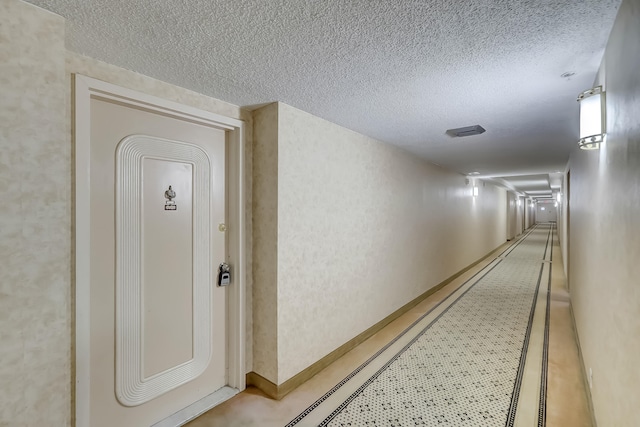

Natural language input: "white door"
[87,92,228,426]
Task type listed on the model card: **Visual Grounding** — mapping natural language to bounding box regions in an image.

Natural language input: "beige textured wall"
[506,192,518,239]
[566,0,640,425]
[251,103,507,384]
[524,199,536,230]
[515,196,523,235]
[507,192,526,237]
[536,202,557,223]
[251,103,279,383]
[0,1,70,425]
[531,203,537,227]
[558,183,568,278]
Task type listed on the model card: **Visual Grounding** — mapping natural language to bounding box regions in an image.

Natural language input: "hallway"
[187,224,591,426]
[3,1,639,425]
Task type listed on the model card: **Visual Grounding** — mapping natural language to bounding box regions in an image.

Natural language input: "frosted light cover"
[579,93,603,138]
[578,87,605,150]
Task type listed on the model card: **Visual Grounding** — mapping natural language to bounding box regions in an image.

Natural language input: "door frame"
[74,75,246,425]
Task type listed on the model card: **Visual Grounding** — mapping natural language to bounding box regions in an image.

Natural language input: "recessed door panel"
[142,158,194,378]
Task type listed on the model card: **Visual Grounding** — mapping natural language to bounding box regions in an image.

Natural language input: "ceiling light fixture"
[446,125,486,138]
[577,86,606,150]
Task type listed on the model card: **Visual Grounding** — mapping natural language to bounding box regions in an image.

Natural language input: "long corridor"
[188,225,592,426]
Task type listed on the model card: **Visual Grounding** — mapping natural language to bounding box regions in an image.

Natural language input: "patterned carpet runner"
[288,224,554,427]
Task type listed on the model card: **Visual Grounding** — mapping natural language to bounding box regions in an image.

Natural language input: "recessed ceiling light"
[446,125,486,137]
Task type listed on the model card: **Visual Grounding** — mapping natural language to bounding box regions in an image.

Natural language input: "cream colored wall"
[566,0,640,425]
[506,192,518,239]
[515,197,524,235]
[507,192,526,237]
[530,201,537,227]
[1,1,255,424]
[524,199,535,230]
[558,183,569,278]
[536,202,557,222]
[251,103,279,383]
[0,2,70,425]
[251,102,507,384]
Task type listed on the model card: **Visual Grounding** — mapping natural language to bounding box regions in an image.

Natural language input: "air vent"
[446,125,486,137]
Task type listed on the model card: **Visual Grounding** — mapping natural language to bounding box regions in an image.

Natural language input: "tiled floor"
[186,226,592,427]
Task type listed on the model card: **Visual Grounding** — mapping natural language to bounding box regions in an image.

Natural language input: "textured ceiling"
[27,0,621,187]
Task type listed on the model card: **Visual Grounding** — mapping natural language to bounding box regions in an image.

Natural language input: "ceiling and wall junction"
[26,0,622,197]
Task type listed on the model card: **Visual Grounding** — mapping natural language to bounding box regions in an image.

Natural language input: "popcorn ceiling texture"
[24,0,621,177]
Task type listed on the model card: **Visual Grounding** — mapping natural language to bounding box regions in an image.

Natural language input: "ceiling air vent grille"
[446,125,486,137]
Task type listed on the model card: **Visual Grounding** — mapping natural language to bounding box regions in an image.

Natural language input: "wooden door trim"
[74,74,246,426]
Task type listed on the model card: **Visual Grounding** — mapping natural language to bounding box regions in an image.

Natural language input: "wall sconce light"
[577,86,606,150]
[473,186,479,197]
[517,199,522,207]
[556,193,562,203]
